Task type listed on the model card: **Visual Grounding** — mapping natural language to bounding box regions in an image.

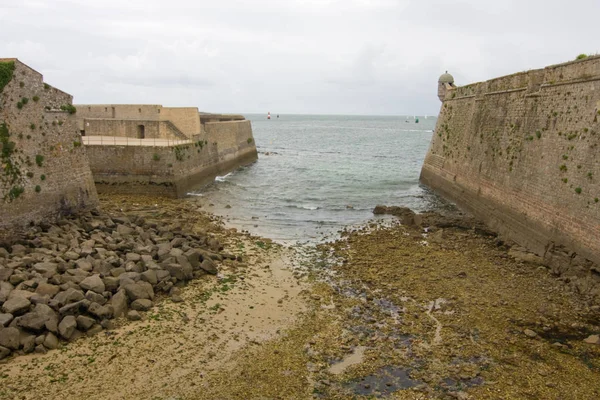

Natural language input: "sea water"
[192,114,439,243]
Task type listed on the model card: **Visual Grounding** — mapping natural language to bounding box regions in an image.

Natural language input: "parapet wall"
[82,119,187,140]
[0,59,98,242]
[421,56,600,275]
[76,105,202,138]
[86,119,257,197]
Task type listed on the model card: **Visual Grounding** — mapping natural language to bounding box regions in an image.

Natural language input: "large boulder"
[8,289,35,300]
[127,310,142,321]
[59,299,90,317]
[156,243,172,259]
[35,283,60,297]
[0,327,20,350]
[184,249,202,269]
[58,316,77,340]
[85,290,107,305]
[76,315,96,331]
[110,289,128,319]
[140,270,158,285]
[33,262,58,278]
[155,270,170,282]
[21,334,35,353]
[124,282,154,301]
[0,313,13,327]
[53,288,85,307]
[88,302,112,320]
[0,281,13,303]
[16,304,59,333]
[11,244,27,257]
[0,345,10,360]
[116,224,134,236]
[102,276,120,293]
[43,332,59,350]
[0,267,13,282]
[79,275,105,294]
[208,237,222,252]
[126,253,141,262]
[372,205,421,226]
[2,297,31,315]
[63,251,79,261]
[75,259,93,272]
[165,264,192,281]
[200,258,218,275]
[130,299,153,311]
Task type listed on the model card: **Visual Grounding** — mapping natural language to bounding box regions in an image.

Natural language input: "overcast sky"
[1,0,599,115]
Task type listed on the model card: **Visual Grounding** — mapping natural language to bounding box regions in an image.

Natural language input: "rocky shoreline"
[0,195,238,360]
[1,195,599,399]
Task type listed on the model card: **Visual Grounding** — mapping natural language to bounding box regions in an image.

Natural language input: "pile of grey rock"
[0,211,234,360]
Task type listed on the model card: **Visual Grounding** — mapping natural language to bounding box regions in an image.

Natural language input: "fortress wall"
[82,119,191,140]
[421,56,600,271]
[159,107,202,136]
[86,120,258,197]
[0,59,98,242]
[77,104,162,120]
[76,105,203,139]
[83,119,161,138]
[75,105,163,130]
[204,119,256,164]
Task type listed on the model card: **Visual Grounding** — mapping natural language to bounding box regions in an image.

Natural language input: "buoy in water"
[267,112,271,120]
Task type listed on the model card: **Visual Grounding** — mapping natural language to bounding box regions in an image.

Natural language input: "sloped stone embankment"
[0,207,233,359]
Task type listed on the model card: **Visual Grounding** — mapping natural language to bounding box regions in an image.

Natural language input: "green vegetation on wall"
[0,61,15,93]
[1,123,25,202]
[60,104,77,114]
[173,144,190,162]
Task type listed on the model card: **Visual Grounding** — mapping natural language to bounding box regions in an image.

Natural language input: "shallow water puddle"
[328,346,367,375]
[346,365,421,396]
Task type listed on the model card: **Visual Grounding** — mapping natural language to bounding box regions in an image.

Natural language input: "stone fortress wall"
[75,105,202,140]
[0,59,98,242]
[86,119,256,197]
[421,56,600,296]
[75,104,258,197]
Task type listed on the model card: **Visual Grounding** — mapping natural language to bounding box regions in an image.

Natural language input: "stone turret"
[437,71,455,101]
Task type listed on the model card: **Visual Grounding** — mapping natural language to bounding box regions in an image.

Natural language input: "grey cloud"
[1,0,599,115]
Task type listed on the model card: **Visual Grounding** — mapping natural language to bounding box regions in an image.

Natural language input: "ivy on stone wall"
[0,61,15,93]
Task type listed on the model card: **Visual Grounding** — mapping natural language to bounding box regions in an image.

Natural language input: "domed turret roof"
[438,71,454,83]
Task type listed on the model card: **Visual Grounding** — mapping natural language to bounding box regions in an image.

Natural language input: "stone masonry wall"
[159,108,202,136]
[86,120,258,197]
[0,59,98,243]
[421,55,600,298]
[83,119,160,139]
[76,105,202,139]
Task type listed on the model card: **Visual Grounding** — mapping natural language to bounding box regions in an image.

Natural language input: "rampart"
[421,56,600,295]
[0,59,98,242]
[75,105,202,140]
[86,119,257,197]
